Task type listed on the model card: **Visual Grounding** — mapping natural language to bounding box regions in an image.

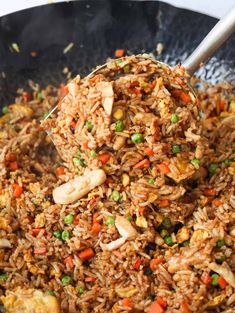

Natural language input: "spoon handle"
[182,5,235,75]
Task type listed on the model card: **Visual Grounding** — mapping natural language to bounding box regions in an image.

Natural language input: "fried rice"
[0,55,234,313]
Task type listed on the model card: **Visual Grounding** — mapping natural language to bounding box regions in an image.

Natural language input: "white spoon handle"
[182,5,235,75]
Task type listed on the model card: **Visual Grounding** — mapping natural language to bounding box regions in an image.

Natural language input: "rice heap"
[0,55,234,313]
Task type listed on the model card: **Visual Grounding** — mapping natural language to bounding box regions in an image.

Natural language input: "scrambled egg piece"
[115,286,138,298]
[34,213,45,228]
[0,288,60,313]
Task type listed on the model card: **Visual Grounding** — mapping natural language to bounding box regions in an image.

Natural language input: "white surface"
[0,0,235,18]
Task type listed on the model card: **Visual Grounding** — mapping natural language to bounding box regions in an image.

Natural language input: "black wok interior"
[0,0,234,107]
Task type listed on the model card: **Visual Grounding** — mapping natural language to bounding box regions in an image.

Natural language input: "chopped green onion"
[78,287,85,294]
[127,216,133,221]
[90,150,97,158]
[76,151,82,158]
[162,217,171,229]
[0,273,8,281]
[131,133,144,144]
[148,178,155,184]
[115,120,125,132]
[123,64,130,73]
[171,113,179,123]
[64,214,74,225]
[53,230,62,239]
[61,230,70,241]
[160,229,169,238]
[164,235,174,246]
[190,159,200,166]
[208,163,219,174]
[37,91,43,100]
[223,159,230,165]
[216,239,225,248]
[111,190,120,202]
[216,255,226,264]
[11,43,20,53]
[86,120,93,132]
[181,240,190,247]
[144,267,153,276]
[61,275,72,285]
[116,59,122,64]
[106,217,115,225]
[47,290,55,296]
[73,158,85,167]
[43,112,49,119]
[211,273,219,286]
[2,106,8,114]
[172,144,181,154]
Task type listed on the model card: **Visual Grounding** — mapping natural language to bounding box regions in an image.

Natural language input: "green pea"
[171,113,179,123]
[61,230,70,241]
[123,64,130,73]
[47,290,55,296]
[106,217,115,225]
[164,235,174,246]
[2,106,8,114]
[115,120,125,132]
[73,158,85,167]
[64,214,74,225]
[144,267,153,276]
[86,120,93,132]
[208,163,218,174]
[223,159,230,165]
[148,178,155,184]
[78,287,85,294]
[216,239,225,248]
[181,240,190,247]
[131,133,144,144]
[116,58,123,64]
[0,273,8,281]
[111,190,120,202]
[162,217,171,228]
[90,150,97,158]
[127,216,133,221]
[172,144,181,154]
[53,230,62,239]
[190,159,200,166]
[211,273,219,286]
[61,275,72,285]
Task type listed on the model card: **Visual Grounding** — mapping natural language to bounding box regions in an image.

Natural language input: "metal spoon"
[45,4,235,119]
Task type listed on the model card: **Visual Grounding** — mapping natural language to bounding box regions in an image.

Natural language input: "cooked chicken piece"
[0,288,60,313]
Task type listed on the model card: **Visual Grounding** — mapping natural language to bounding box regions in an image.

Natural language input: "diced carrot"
[60,84,69,97]
[123,298,132,307]
[132,257,141,270]
[32,228,45,237]
[22,91,31,102]
[150,257,164,271]
[78,248,95,261]
[73,216,80,225]
[98,153,110,165]
[172,89,191,104]
[148,300,164,313]
[83,141,89,150]
[13,184,23,198]
[6,152,16,162]
[218,275,228,289]
[181,299,191,313]
[64,255,74,268]
[157,163,170,174]
[85,276,96,282]
[138,206,145,214]
[144,147,154,156]
[156,296,167,309]
[91,222,101,235]
[212,199,222,207]
[133,159,150,169]
[159,199,170,208]
[34,247,47,255]
[55,166,65,176]
[93,212,99,223]
[9,161,18,171]
[219,99,225,111]
[30,51,38,58]
[201,271,212,286]
[115,49,124,57]
[151,80,156,87]
[204,188,216,196]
